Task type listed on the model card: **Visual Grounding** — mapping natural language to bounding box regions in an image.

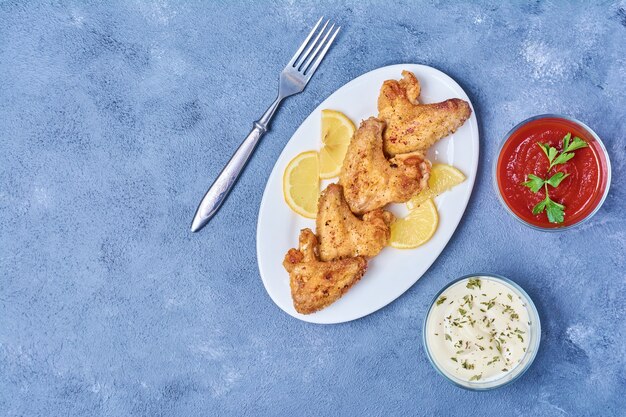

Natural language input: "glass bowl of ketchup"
[494,115,611,230]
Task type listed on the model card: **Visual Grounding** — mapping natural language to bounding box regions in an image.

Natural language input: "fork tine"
[287,17,324,67]
[300,23,334,74]
[303,26,340,77]
[295,20,329,69]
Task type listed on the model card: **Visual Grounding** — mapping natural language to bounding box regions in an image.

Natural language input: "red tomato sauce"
[496,117,608,228]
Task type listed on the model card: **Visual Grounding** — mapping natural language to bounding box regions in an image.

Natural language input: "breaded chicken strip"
[378,70,471,155]
[340,117,431,214]
[283,229,367,314]
[316,183,394,261]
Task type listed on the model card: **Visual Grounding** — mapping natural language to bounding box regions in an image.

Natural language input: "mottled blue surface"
[1,1,625,416]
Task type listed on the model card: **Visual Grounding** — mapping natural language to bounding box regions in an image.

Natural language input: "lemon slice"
[319,109,356,179]
[390,199,439,249]
[283,151,320,218]
[407,164,466,210]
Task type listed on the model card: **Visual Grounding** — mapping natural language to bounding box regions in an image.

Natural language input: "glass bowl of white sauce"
[423,273,541,390]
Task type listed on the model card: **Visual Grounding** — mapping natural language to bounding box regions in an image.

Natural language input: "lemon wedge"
[390,199,439,249]
[283,151,320,218]
[407,164,466,210]
[319,109,355,179]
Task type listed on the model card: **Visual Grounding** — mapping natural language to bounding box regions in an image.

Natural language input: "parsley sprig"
[539,134,589,170]
[521,133,587,223]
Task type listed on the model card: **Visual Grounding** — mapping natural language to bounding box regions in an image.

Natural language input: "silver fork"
[190,18,340,232]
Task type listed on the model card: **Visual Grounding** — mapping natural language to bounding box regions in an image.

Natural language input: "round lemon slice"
[283,151,320,218]
[390,199,439,249]
[319,109,356,179]
[407,164,466,210]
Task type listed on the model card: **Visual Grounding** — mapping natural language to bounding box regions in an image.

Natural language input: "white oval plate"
[256,64,479,324]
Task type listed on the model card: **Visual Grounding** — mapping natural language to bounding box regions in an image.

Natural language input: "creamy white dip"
[425,277,532,382]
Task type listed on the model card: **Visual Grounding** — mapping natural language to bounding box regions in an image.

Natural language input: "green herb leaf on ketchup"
[545,172,570,187]
[532,193,565,223]
[563,134,589,152]
[537,143,558,166]
[522,132,588,223]
[522,174,546,193]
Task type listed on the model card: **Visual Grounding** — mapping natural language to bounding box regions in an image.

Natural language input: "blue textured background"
[1,1,625,416]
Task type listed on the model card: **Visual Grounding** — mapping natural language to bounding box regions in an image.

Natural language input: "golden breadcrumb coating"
[283,229,367,315]
[316,183,394,261]
[340,117,431,214]
[378,70,471,155]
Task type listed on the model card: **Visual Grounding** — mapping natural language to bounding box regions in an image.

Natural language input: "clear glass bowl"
[422,273,541,390]
[493,114,611,231]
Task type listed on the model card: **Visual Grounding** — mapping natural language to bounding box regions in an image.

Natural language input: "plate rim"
[256,63,479,324]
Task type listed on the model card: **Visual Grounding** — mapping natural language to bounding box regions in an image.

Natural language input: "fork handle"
[190,97,282,232]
